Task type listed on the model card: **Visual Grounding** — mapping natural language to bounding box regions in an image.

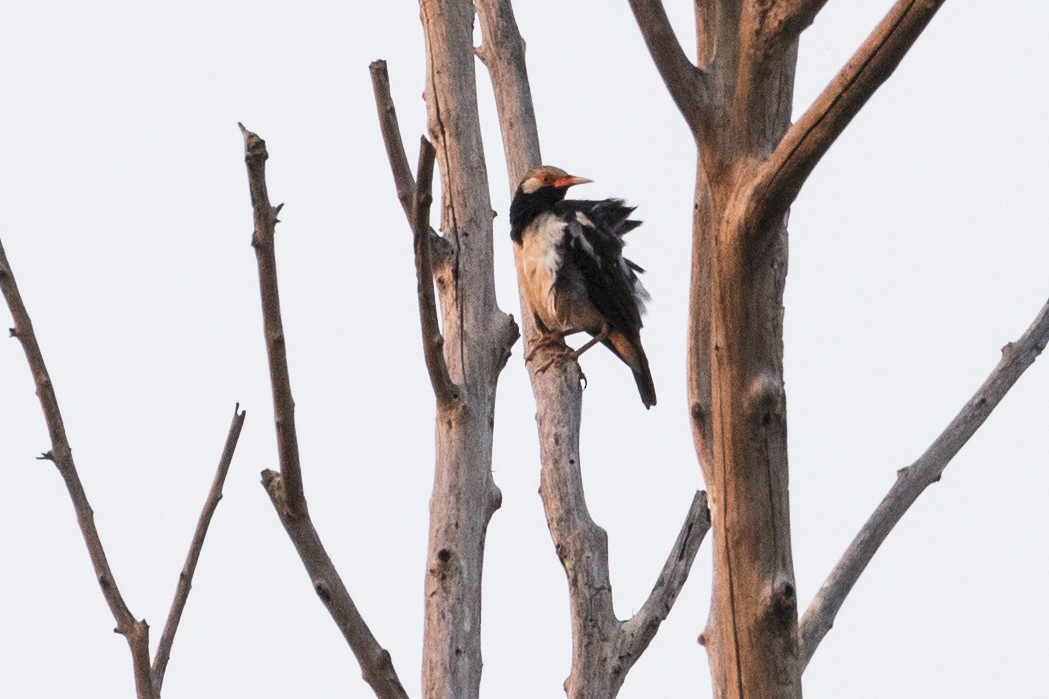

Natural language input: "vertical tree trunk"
[418,1,517,697]
[691,28,802,699]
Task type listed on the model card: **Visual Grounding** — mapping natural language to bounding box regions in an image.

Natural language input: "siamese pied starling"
[510,165,656,409]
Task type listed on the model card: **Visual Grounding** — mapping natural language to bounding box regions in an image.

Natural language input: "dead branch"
[239,122,304,516]
[261,472,409,699]
[473,0,542,185]
[621,491,710,655]
[369,62,460,406]
[410,137,461,407]
[749,0,946,232]
[151,404,247,692]
[0,236,156,699]
[239,123,408,699]
[627,0,707,132]
[799,298,1049,669]
[369,60,453,266]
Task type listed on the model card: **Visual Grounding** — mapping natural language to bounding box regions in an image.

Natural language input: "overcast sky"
[1,2,1047,697]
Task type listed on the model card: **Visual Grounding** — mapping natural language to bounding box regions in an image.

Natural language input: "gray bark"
[418,2,519,697]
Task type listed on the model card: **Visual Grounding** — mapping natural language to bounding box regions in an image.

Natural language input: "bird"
[510,165,656,409]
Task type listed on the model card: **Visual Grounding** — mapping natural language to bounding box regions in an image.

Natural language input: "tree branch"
[748,0,945,231]
[369,59,418,221]
[621,491,710,657]
[261,472,409,699]
[627,0,706,133]
[0,238,156,699]
[799,297,1049,670]
[239,124,408,699]
[239,122,305,516]
[369,60,453,266]
[411,137,461,407]
[474,6,706,693]
[474,0,541,187]
[151,404,247,692]
[370,61,461,407]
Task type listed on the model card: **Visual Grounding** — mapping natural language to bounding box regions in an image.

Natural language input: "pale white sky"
[1,2,1047,697]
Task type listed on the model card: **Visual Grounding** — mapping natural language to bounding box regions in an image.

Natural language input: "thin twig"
[799,298,1049,669]
[627,0,707,132]
[411,137,460,407]
[238,124,408,699]
[239,121,305,515]
[0,237,156,699]
[748,0,946,232]
[151,404,247,692]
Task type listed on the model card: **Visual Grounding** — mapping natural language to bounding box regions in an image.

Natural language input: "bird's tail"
[604,330,657,409]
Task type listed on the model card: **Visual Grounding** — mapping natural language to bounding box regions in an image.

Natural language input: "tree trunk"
[689,24,802,699]
[418,1,517,697]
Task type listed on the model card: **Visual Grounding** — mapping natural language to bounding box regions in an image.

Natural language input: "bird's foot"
[533,344,573,374]
[525,332,569,364]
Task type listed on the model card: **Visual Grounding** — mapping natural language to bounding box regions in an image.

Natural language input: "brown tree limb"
[623,490,710,653]
[151,404,247,692]
[261,472,409,699]
[0,237,156,699]
[799,298,1049,670]
[626,0,706,134]
[369,60,453,266]
[239,122,305,516]
[239,124,408,699]
[369,59,417,220]
[748,0,946,233]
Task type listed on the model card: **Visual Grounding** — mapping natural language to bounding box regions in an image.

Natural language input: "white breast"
[514,212,568,331]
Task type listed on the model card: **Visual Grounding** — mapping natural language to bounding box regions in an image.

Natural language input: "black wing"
[555,198,647,336]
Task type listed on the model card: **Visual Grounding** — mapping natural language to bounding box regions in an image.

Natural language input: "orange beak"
[552,175,593,189]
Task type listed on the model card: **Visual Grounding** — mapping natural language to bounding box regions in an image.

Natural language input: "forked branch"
[2,238,248,698]
[799,298,1049,669]
[239,124,408,699]
[1,236,155,698]
[749,0,946,230]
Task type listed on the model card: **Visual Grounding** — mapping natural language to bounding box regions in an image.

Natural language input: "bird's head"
[516,166,593,199]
